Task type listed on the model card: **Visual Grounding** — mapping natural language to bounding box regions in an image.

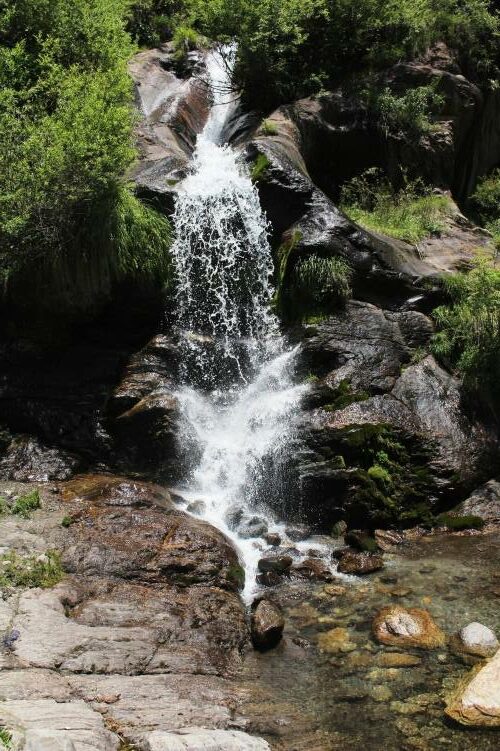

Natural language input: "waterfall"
[171,47,308,599]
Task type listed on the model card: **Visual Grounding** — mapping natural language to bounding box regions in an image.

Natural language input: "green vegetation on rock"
[0,728,11,750]
[11,490,41,518]
[341,169,451,243]
[435,513,485,530]
[0,550,63,589]
[431,258,500,409]
[469,168,500,248]
[0,0,172,320]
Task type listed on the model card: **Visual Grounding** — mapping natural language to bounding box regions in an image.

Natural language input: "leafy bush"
[376,85,444,137]
[469,168,500,248]
[341,169,451,243]
[431,258,500,407]
[0,550,63,588]
[0,0,172,319]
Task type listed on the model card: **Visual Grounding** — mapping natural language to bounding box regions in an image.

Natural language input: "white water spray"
[171,47,309,599]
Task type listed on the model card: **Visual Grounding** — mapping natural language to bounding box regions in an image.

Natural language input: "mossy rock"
[435,513,485,531]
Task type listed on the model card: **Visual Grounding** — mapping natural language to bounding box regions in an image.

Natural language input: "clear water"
[170,48,309,599]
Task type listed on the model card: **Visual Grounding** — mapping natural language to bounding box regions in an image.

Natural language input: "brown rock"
[372,606,446,649]
[257,556,293,575]
[292,558,333,581]
[264,533,281,546]
[377,653,422,668]
[251,600,285,651]
[337,551,384,575]
[375,529,404,552]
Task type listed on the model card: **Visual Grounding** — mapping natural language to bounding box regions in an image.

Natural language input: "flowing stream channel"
[170,47,310,600]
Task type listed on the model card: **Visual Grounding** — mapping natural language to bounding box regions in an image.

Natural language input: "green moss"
[11,490,40,519]
[61,515,75,528]
[435,513,485,530]
[368,463,392,485]
[261,119,279,135]
[250,153,270,183]
[226,563,245,590]
[0,550,63,589]
[322,380,370,412]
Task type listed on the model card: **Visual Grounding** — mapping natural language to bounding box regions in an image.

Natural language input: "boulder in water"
[292,558,334,582]
[251,599,285,650]
[451,622,499,659]
[337,551,384,575]
[264,532,281,546]
[373,606,446,649]
[257,556,293,575]
[445,648,500,726]
[344,530,380,553]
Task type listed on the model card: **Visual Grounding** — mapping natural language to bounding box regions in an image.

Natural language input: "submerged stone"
[445,648,500,726]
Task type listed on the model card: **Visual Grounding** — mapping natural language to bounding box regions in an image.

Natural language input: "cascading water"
[171,47,309,599]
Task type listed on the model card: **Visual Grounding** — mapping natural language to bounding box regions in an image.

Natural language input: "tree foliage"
[431,259,500,408]
[0,0,172,316]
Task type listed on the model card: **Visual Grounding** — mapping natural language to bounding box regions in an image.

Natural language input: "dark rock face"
[251,599,285,650]
[289,289,499,529]
[0,436,81,482]
[257,556,293,575]
[272,44,499,203]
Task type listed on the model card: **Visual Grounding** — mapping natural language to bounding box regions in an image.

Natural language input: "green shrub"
[431,258,500,407]
[368,464,393,485]
[278,254,352,321]
[172,24,202,59]
[0,550,63,588]
[0,0,173,320]
[435,513,485,530]
[11,490,41,519]
[376,85,444,137]
[469,169,500,248]
[341,169,451,243]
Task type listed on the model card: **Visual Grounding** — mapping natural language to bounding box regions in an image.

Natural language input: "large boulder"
[451,478,500,523]
[445,648,500,726]
[250,599,285,651]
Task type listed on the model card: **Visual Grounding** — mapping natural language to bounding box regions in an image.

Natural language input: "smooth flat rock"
[145,729,271,750]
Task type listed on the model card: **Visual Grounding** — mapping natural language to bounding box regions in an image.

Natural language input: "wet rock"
[375,529,404,552]
[373,606,446,649]
[323,583,347,597]
[292,558,333,582]
[376,653,422,668]
[451,622,499,659]
[317,627,356,654]
[186,500,206,515]
[61,475,243,591]
[256,571,281,587]
[390,587,413,598]
[239,517,268,539]
[451,478,500,523]
[0,436,81,482]
[264,532,281,546]
[129,46,210,209]
[445,648,500,726]
[251,600,285,651]
[257,556,293,575]
[285,524,311,542]
[344,530,379,553]
[337,551,384,575]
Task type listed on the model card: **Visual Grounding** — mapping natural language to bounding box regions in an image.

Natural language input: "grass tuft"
[0,550,63,588]
[11,490,41,519]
